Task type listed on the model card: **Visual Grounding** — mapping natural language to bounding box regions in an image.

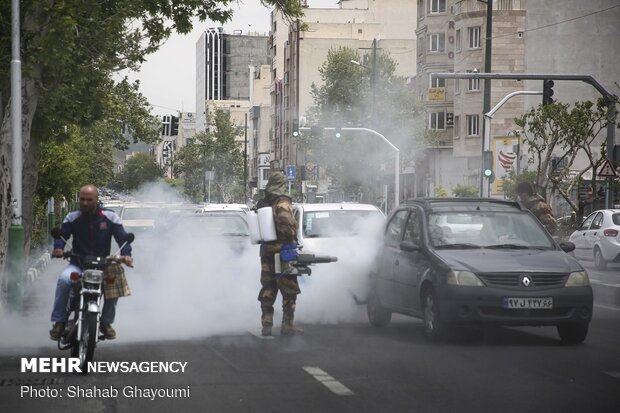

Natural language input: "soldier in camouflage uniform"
[257,171,303,336]
[516,182,557,235]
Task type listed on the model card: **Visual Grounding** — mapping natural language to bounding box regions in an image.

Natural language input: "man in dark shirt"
[49,185,133,340]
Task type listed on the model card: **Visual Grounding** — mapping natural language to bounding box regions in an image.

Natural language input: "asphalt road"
[1,254,618,413]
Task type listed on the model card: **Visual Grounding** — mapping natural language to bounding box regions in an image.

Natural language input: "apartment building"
[195,28,270,132]
[269,0,417,176]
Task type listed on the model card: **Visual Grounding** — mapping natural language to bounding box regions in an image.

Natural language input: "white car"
[569,209,620,269]
[292,203,386,304]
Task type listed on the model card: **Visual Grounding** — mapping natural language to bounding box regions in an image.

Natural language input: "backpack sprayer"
[248,207,337,277]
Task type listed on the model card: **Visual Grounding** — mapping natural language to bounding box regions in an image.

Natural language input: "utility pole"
[8,0,24,313]
[371,38,377,128]
[244,113,248,201]
[479,0,493,196]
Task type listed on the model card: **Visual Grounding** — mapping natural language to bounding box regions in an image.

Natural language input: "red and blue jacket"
[54,207,132,266]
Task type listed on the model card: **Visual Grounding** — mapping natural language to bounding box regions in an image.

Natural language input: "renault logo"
[521,276,532,287]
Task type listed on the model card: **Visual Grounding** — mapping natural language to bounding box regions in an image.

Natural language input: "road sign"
[597,159,617,177]
[286,165,296,181]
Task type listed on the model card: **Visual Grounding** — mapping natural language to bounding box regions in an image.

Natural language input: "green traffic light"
[484,169,492,177]
[292,131,299,137]
[335,132,341,139]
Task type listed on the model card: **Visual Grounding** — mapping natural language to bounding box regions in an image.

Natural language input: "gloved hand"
[280,243,298,262]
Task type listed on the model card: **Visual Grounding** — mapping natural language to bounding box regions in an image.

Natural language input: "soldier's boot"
[261,307,274,337]
[281,311,304,336]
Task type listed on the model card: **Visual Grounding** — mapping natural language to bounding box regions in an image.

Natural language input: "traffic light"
[292,119,299,137]
[334,127,342,139]
[171,115,179,136]
[483,150,493,179]
[542,79,554,106]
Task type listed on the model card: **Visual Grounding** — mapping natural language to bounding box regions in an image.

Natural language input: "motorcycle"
[50,228,134,373]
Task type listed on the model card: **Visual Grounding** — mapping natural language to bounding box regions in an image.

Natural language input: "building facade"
[269,0,418,201]
[195,29,270,132]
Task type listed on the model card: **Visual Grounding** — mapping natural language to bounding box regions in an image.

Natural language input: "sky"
[127,0,339,118]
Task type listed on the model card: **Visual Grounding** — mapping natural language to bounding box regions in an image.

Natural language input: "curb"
[591,281,620,307]
[26,252,51,285]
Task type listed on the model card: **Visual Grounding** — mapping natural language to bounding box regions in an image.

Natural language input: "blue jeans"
[51,264,118,325]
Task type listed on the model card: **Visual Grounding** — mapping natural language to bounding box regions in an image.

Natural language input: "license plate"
[503,297,553,309]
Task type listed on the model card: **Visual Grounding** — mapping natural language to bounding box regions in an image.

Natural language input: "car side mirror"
[559,241,575,253]
[400,241,420,253]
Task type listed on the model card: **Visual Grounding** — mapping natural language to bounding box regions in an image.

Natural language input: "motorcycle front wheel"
[78,312,97,374]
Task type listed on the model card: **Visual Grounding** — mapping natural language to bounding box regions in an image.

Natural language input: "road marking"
[591,280,620,287]
[302,366,354,396]
[594,303,620,312]
[603,371,620,379]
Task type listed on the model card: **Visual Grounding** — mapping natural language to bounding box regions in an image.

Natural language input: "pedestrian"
[516,182,557,235]
[49,185,133,341]
[256,171,303,336]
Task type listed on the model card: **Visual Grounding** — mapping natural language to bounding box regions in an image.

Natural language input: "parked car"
[367,198,593,344]
[568,208,620,269]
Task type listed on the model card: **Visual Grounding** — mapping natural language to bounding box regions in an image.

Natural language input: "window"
[466,115,479,136]
[418,36,424,57]
[403,210,422,244]
[580,212,596,230]
[454,78,461,94]
[468,26,481,49]
[454,115,460,139]
[467,70,480,91]
[455,29,461,52]
[385,210,409,247]
[591,212,604,230]
[429,74,445,88]
[418,0,425,20]
[428,0,446,14]
[429,111,446,130]
[428,33,445,52]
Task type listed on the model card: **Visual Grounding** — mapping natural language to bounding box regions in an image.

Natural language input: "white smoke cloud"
[0,182,386,353]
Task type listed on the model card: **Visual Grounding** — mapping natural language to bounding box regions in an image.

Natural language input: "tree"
[0,0,302,296]
[514,99,619,212]
[302,47,430,202]
[114,153,164,191]
[174,110,244,202]
[499,170,538,201]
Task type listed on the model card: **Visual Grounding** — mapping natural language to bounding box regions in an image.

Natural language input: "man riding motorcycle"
[49,185,133,340]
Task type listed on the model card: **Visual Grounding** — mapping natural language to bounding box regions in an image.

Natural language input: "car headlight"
[447,270,484,286]
[565,271,590,287]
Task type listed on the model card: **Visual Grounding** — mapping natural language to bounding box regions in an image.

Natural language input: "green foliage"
[303,47,429,201]
[174,110,244,202]
[114,153,165,191]
[452,184,478,198]
[514,99,618,210]
[499,170,538,200]
[434,185,448,198]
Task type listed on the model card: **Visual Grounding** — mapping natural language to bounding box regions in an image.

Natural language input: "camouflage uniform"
[521,194,557,235]
[257,172,302,336]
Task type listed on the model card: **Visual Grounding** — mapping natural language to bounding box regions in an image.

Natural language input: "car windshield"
[122,207,163,221]
[428,211,554,249]
[104,205,123,215]
[303,210,383,238]
[178,213,249,237]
